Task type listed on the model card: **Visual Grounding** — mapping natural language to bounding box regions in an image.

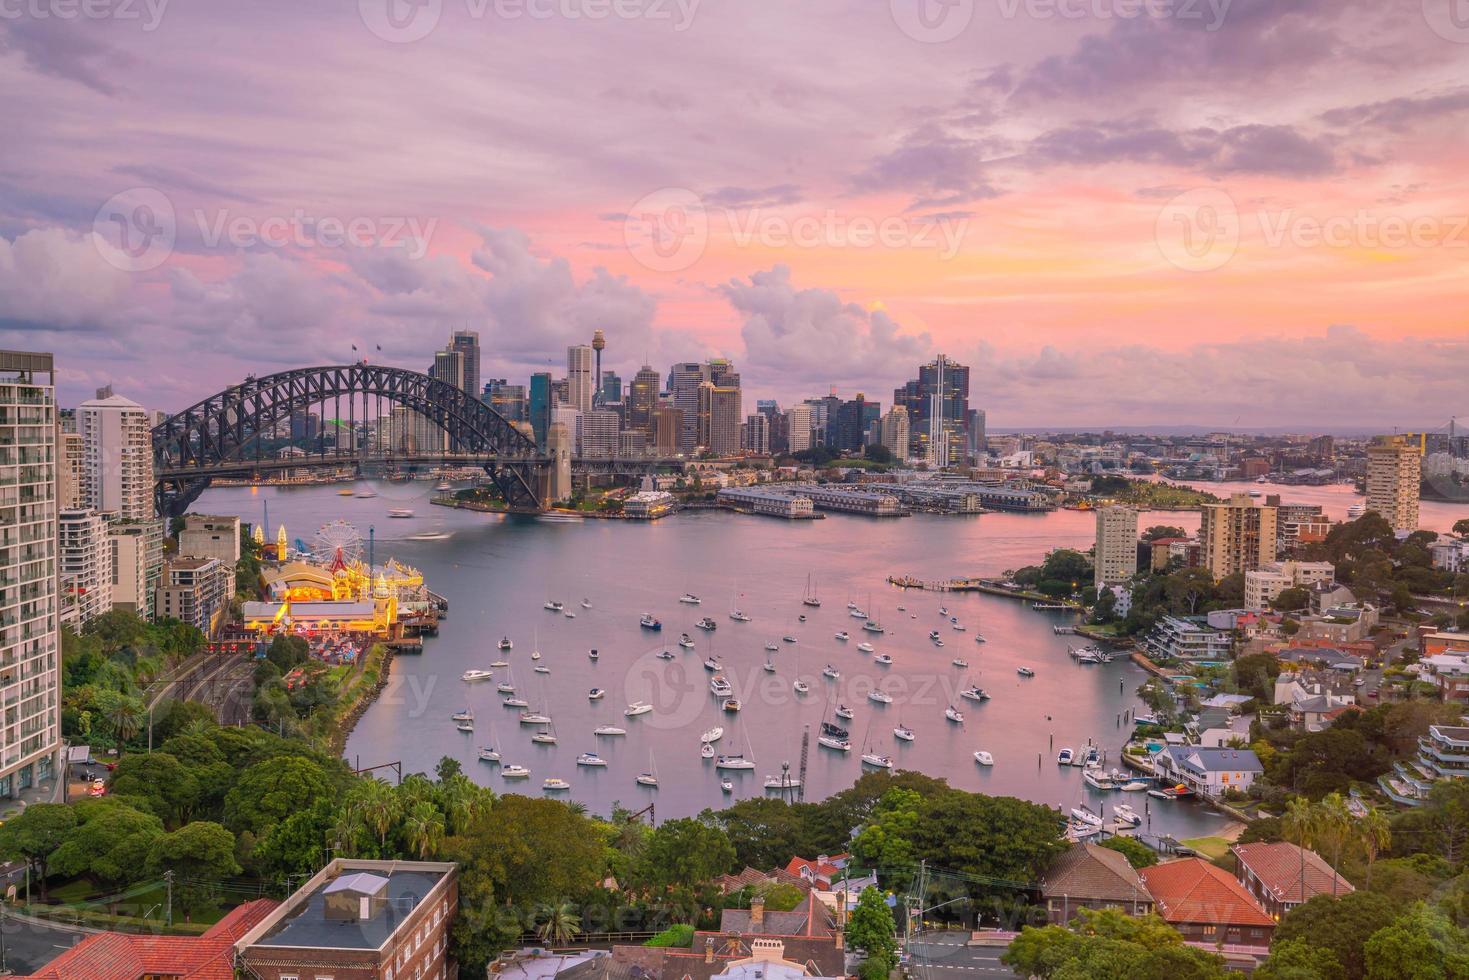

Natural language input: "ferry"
[501,765,530,779]
[973,751,995,767]
[861,753,894,769]
[588,688,605,700]
[680,594,702,605]
[640,614,662,631]
[542,778,571,792]
[407,531,450,541]
[387,508,414,519]
[834,703,855,720]
[945,706,965,723]
[697,618,718,631]
[461,669,494,683]
[716,754,755,771]
[867,690,893,704]
[594,726,626,736]
[624,701,654,717]
[576,753,607,767]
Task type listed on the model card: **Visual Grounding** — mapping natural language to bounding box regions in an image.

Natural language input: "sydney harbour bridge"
[150,363,666,519]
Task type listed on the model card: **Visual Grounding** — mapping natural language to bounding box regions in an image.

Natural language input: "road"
[0,910,86,974]
[907,930,1020,979]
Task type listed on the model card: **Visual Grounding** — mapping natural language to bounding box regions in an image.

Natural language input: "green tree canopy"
[0,803,77,901]
[49,799,163,899]
[145,821,241,916]
[1098,835,1158,869]
[223,755,336,837]
[846,885,898,972]
[1362,903,1469,980]
[1003,909,1228,980]
[1272,891,1400,980]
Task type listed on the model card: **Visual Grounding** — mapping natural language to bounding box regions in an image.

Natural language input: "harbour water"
[200,481,1243,839]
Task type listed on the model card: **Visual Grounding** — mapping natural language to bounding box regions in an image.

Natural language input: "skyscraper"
[894,355,970,465]
[450,329,481,399]
[483,379,527,422]
[1094,505,1139,589]
[1366,435,1421,532]
[431,347,466,393]
[652,406,683,454]
[628,365,660,435]
[667,362,710,454]
[743,413,770,454]
[567,344,595,413]
[697,383,742,456]
[599,371,623,405]
[879,406,910,459]
[0,351,62,797]
[78,387,155,520]
[787,403,814,452]
[1200,493,1278,580]
[528,372,553,451]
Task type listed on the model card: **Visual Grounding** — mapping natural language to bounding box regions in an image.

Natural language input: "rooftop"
[1139,858,1274,928]
[1232,842,1354,904]
[243,863,450,952]
[1041,842,1149,903]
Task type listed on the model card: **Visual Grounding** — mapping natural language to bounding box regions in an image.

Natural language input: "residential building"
[1144,615,1233,662]
[77,387,155,520]
[57,429,82,508]
[58,508,113,628]
[108,518,163,618]
[787,403,814,452]
[178,513,241,567]
[1199,493,1278,579]
[568,344,596,413]
[698,384,742,456]
[1244,560,1337,611]
[233,859,457,980]
[668,361,710,453]
[580,409,621,459]
[155,557,233,634]
[1094,505,1139,589]
[743,413,770,454]
[1151,745,1263,798]
[1139,858,1274,949]
[1232,842,1354,920]
[628,364,660,434]
[879,406,910,460]
[1431,537,1469,573]
[1366,434,1421,531]
[1040,842,1154,925]
[16,898,279,979]
[1420,654,1469,702]
[0,351,62,800]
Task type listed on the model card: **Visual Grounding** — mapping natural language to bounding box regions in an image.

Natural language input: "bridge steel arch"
[152,363,545,518]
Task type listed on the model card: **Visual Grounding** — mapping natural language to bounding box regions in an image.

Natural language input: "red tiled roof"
[1139,858,1273,928]
[1231,842,1355,904]
[785,856,840,882]
[16,899,279,979]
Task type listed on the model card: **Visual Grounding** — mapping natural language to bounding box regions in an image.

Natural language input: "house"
[1421,654,1469,702]
[716,866,811,896]
[784,854,850,890]
[1309,582,1356,616]
[1231,842,1354,919]
[1039,842,1154,925]
[1144,615,1234,663]
[719,890,838,939]
[1273,670,1357,731]
[1152,746,1263,798]
[1139,858,1274,950]
[16,899,278,979]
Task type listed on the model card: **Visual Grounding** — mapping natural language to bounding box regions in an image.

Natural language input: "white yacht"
[518,711,551,725]
[478,745,500,763]
[462,669,494,683]
[973,751,995,766]
[834,632,850,642]
[576,753,608,767]
[498,637,513,651]
[531,730,558,745]
[1113,803,1142,827]
[861,752,893,769]
[893,724,915,742]
[501,765,530,779]
[793,679,810,695]
[451,708,474,722]
[730,610,752,622]
[945,706,965,723]
[764,641,779,652]
[834,703,855,720]
[856,642,874,653]
[533,665,550,674]
[764,774,802,790]
[588,688,606,700]
[709,675,734,697]
[874,654,893,666]
[867,690,893,704]
[822,665,840,679]
[502,697,529,708]
[959,687,990,702]
[594,725,626,737]
[701,742,715,759]
[490,659,509,668]
[716,754,755,770]
[680,594,701,604]
[542,778,571,792]
[951,658,968,669]
[623,701,654,717]
[818,733,851,752]
[543,600,563,611]
[679,634,696,649]
[701,727,724,743]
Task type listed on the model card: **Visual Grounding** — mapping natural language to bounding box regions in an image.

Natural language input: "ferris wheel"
[311,520,364,567]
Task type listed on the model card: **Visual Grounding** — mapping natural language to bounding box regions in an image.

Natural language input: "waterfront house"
[1139,858,1274,950]
[1151,745,1263,798]
[1040,842,1154,925]
[1380,722,1469,806]
[1144,615,1234,663]
[1231,842,1353,919]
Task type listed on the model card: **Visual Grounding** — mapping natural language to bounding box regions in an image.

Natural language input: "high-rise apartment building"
[178,514,241,568]
[580,410,621,459]
[652,406,682,454]
[59,508,113,628]
[450,329,481,398]
[567,345,596,413]
[879,406,910,460]
[78,387,155,520]
[698,384,742,456]
[1366,435,1421,532]
[628,365,660,436]
[743,413,770,454]
[0,351,61,798]
[155,557,233,635]
[1199,493,1278,580]
[1094,505,1139,589]
[57,428,83,509]
[787,403,814,452]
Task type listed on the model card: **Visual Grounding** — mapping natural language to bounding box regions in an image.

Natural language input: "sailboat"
[818,700,852,752]
[802,573,821,608]
[860,719,892,769]
[716,730,756,770]
[636,750,659,787]
[729,585,752,622]
[530,628,541,661]
[862,593,884,634]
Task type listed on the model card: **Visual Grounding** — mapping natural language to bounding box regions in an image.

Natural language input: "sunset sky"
[2,0,1467,427]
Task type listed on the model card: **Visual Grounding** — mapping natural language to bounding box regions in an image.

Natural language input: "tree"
[535,900,582,945]
[1359,808,1391,889]
[1257,938,1345,980]
[402,800,447,860]
[104,695,145,743]
[266,634,309,672]
[1454,519,1469,538]
[1003,909,1228,979]
[1362,903,1469,980]
[1273,587,1311,612]
[1098,835,1158,869]
[634,817,736,891]
[252,797,340,878]
[1165,567,1216,615]
[109,751,200,827]
[223,756,336,837]
[1143,526,1187,542]
[0,804,76,901]
[146,821,241,917]
[49,800,163,909]
[846,886,897,974]
[905,791,1069,885]
[1313,793,1353,895]
[1272,891,1399,980]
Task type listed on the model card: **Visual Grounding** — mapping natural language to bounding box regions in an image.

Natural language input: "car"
[1367,689,1379,698]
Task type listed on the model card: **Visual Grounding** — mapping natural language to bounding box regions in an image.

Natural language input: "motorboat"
[588,688,605,700]
[874,654,893,666]
[822,665,840,679]
[730,610,752,622]
[656,650,675,660]
[867,690,893,704]
[1057,748,1075,765]
[533,665,550,674]
[856,642,874,653]
[502,697,529,708]
[542,778,571,791]
[959,687,990,702]
[1119,779,1151,792]
[1017,667,1035,677]
[782,635,797,643]
[894,725,915,741]
[701,742,715,759]
[945,706,965,723]
[456,720,474,733]
[407,531,450,541]
[793,680,810,695]
[798,614,806,622]
[973,634,987,644]
[764,774,802,789]
[938,605,948,616]
[544,600,563,611]
[563,611,576,619]
[680,634,696,648]
[862,752,894,769]
[490,659,509,668]
[498,637,513,651]
[452,708,474,722]
[519,711,551,725]
[594,726,626,736]
[387,508,414,518]
[680,594,702,604]
[709,676,733,697]
[762,659,776,673]
[835,703,855,720]
[478,746,500,763]
[952,622,966,632]
[640,614,662,631]
[850,608,867,619]
[581,598,592,608]
[624,701,654,717]
[835,632,850,642]
[764,641,779,652]
[588,649,598,660]
[696,617,718,631]
[951,658,968,668]
[337,487,355,496]
[721,779,734,792]
[723,698,742,713]
[928,630,943,643]
[973,751,995,766]
[462,669,494,683]
[576,753,608,767]
[701,727,724,743]
[1113,803,1142,827]
[530,649,541,661]
[531,730,558,744]
[716,754,755,770]
[501,765,530,779]
[704,657,722,672]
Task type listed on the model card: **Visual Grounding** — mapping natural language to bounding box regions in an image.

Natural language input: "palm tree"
[403,800,446,860]
[106,698,143,743]
[1360,807,1392,889]
[1282,796,1316,902]
[536,901,582,946]
[1315,793,1353,895]
[355,777,400,850]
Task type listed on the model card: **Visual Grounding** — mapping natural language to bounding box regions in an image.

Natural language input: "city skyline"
[2,5,1467,425]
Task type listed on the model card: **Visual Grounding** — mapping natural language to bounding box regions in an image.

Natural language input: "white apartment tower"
[0,351,61,798]
[880,406,910,461]
[58,508,113,627]
[566,345,596,414]
[78,387,163,617]
[1094,505,1139,589]
[1366,435,1421,532]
